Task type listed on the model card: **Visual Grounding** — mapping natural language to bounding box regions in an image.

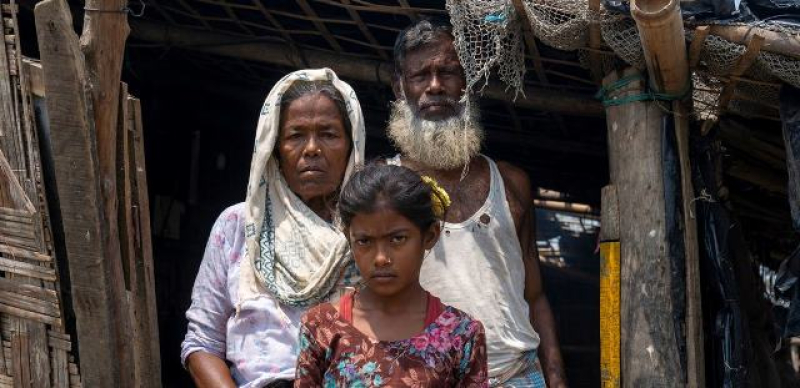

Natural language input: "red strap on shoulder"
[424,293,444,327]
[339,292,354,323]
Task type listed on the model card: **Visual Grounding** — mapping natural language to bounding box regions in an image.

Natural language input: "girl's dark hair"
[339,164,438,231]
[280,80,352,134]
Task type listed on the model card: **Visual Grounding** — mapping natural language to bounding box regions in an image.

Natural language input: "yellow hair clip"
[421,176,452,219]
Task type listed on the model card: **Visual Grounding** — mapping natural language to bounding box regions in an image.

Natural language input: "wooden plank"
[79,2,135,385]
[0,291,60,318]
[0,257,55,281]
[50,347,68,388]
[33,1,124,386]
[46,336,71,352]
[26,323,49,388]
[129,97,161,388]
[0,4,21,182]
[0,303,60,326]
[0,217,34,232]
[10,333,29,388]
[600,185,620,387]
[0,277,58,305]
[117,83,134,291]
[600,242,621,388]
[679,104,707,386]
[601,185,620,242]
[21,61,43,98]
[0,244,52,262]
[604,69,683,386]
[0,149,35,214]
[0,221,35,240]
[0,234,37,251]
[688,26,710,70]
[0,208,33,220]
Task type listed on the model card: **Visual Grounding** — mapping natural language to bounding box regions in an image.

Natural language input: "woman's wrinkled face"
[348,203,439,297]
[278,93,351,204]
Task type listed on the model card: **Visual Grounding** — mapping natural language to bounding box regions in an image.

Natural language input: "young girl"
[294,164,488,387]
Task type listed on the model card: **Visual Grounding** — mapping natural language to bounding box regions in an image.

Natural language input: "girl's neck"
[356,283,427,315]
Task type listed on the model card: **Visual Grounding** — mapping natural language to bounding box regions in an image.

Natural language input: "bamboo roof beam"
[396,0,420,21]
[296,0,343,53]
[250,0,293,43]
[342,0,388,60]
[701,34,765,134]
[588,0,604,84]
[313,0,445,15]
[129,20,605,116]
[510,0,570,134]
[175,0,213,31]
[708,24,800,60]
[219,2,255,36]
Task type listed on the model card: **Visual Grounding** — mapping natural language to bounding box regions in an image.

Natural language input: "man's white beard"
[387,98,483,170]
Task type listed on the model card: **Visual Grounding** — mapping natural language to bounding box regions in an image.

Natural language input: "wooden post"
[631,0,705,385]
[126,96,162,388]
[79,3,135,386]
[33,0,126,386]
[603,69,683,387]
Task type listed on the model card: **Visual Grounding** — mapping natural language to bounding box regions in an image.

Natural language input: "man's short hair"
[393,18,454,78]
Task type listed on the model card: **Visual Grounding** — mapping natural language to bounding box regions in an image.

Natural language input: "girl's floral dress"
[294,292,489,387]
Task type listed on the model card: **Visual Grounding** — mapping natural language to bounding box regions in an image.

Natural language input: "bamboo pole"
[631,0,688,95]
[630,0,705,386]
[709,24,800,61]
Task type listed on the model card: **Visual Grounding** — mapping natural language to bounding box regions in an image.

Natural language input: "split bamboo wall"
[0,2,82,387]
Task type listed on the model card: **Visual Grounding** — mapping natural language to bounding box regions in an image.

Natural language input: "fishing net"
[447,0,800,120]
[520,0,589,51]
[446,0,525,96]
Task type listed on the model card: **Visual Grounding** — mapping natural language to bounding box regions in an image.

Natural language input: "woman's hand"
[186,352,237,388]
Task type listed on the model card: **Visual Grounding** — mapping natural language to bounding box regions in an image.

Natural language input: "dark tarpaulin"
[693,130,785,387]
[777,86,800,341]
[780,86,800,233]
[662,113,688,383]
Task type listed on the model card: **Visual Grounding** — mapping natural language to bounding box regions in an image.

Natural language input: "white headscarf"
[238,69,365,309]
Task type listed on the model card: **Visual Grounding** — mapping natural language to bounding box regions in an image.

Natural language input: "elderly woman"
[181,69,365,388]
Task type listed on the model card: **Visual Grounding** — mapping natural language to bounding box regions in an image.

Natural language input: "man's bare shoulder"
[495,160,532,205]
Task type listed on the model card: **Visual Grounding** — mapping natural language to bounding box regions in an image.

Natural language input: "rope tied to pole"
[595,73,691,107]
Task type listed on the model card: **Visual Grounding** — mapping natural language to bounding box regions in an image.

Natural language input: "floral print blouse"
[295,292,489,387]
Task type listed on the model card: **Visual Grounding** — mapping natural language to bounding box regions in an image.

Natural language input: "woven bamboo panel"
[0,1,81,387]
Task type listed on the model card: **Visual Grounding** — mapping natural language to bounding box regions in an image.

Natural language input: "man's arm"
[521,205,568,388]
[498,162,567,388]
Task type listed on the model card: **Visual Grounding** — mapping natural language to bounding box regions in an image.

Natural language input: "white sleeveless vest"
[389,155,541,380]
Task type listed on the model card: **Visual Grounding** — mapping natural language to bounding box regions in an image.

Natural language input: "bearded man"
[385,20,567,388]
